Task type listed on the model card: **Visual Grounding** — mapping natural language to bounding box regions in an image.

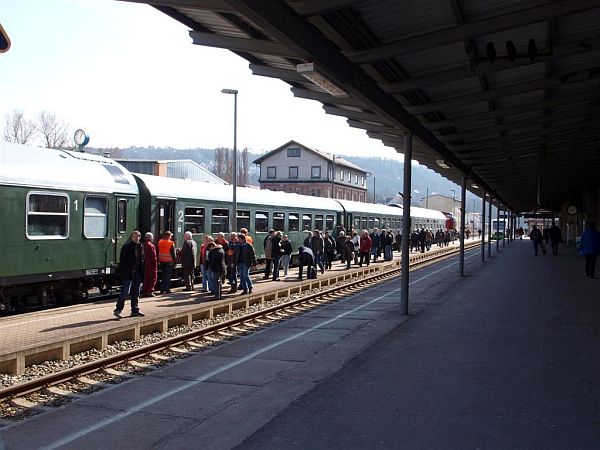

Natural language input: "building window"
[311,166,321,179]
[339,169,344,181]
[361,176,365,186]
[355,174,358,184]
[287,147,301,157]
[267,166,276,179]
[289,166,298,179]
[185,207,205,234]
[211,208,229,233]
[84,196,108,238]
[26,192,69,239]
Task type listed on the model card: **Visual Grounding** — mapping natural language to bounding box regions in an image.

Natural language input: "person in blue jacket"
[580,222,600,278]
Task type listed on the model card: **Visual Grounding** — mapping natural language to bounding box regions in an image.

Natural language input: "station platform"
[1,239,597,449]
[0,240,472,375]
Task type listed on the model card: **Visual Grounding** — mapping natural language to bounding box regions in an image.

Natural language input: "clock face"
[74,129,88,146]
[567,205,577,215]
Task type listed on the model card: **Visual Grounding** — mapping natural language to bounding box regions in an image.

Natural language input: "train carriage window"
[374,217,381,229]
[117,199,127,233]
[255,211,269,232]
[302,214,312,231]
[273,212,285,231]
[185,207,205,234]
[26,193,69,239]
[353,217,360,230]
[361,217,368,230]
[288,213,299,231]
[84,196,108,238]
[237,210,250,231]
[211,208,229,233]
[326,214,334,231]
[368,217,375,230]
[315,214,324,231]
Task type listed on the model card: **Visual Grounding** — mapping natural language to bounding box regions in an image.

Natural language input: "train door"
[157,199,177,243]
[114,196,136,264]
[336,211,345,233]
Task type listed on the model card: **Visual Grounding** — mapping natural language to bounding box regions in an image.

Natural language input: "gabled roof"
[253,140,367,173]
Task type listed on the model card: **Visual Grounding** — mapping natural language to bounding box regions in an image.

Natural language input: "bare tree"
[214,146,228,180]
[3,110,35,144]
[37,111,70,149]
[239,147,249,186]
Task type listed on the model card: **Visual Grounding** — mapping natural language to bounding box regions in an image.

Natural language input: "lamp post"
[221,88,238,232]
[450,189,456,218]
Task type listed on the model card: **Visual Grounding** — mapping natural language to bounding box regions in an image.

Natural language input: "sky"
[0,0,402,160]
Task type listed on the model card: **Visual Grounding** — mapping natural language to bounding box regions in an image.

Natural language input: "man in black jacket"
[114,231,145,319]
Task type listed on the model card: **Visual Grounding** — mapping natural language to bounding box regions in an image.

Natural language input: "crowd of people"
[113,225,464,318]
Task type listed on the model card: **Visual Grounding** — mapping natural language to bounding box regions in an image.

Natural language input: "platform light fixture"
[471,182,480,189]
[296,62,347,97]
[436,159,451,169]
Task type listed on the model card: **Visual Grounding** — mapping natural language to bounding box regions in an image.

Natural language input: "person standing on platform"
[370,228,380,262]
[114,231,145,319]
[271,230,283,281]
[226,232,239,293]
[344,236,355,269]
[239,227,253,245]
[548,222,563,256]
[529,225,543,256]
[141,232,157,298]
[311,229,325,274]
[263,229,275,279]
[359,230,372,267]
[235,234,256,294]
[180,231,197,291]
[324,231,336,270]
[199,235,213,292]
[580,222,600,278]
[280,235,293,277]
[351,230,360,265]
[336,231,347,265]
[207,241,225,299]
[158,231,176,294]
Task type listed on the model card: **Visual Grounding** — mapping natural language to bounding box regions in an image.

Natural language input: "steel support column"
[496,207,500,252]
[400,132,412,316]
[459,176,467,276]
[502,208,506,248]
[488,198,492,257]
[481,192,486,262]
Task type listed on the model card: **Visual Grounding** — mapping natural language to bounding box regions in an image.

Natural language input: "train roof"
[0,143,138,194]
[335,199,404,217]
[134,173,344,211]
[388,203,447,220]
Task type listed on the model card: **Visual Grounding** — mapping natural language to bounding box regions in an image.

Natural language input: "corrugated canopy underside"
[124,0,600,212]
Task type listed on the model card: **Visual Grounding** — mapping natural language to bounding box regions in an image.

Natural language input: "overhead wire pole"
[459,175,467,276]
[496,206,500,252]
[400,131,412,316]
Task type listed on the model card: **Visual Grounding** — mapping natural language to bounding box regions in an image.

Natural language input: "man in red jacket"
[359,230,372,267]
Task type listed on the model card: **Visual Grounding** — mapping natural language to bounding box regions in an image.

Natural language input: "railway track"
[0,241,480,422]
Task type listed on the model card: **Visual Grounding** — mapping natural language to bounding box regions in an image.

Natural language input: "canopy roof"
[125,0,600,212]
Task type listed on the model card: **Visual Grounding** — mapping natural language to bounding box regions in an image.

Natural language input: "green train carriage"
[0,143,139,313]
[133,173,345,262]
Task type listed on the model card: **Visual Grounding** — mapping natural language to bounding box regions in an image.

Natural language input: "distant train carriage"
[0,143,139,313]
